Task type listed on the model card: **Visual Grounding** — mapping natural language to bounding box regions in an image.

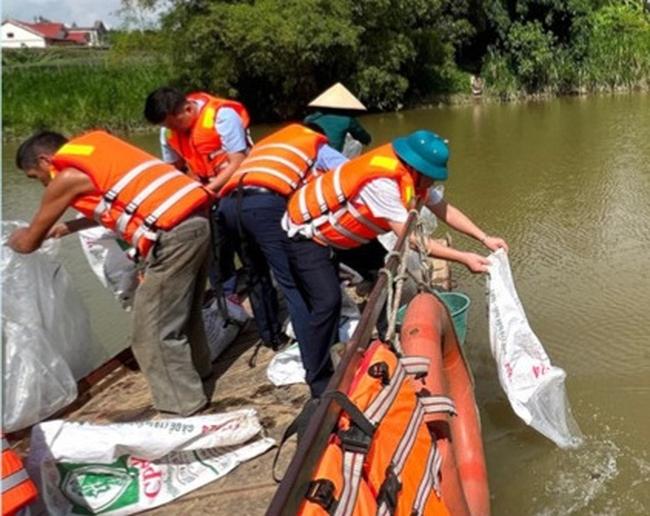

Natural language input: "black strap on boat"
[305,479,339,514]
[271,398,321,483]
[323,390,376,439]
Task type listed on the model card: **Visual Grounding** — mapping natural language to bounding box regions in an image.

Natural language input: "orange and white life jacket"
[2,436,38,515]
[165,92,250,180]
[52,131,210,259]
[219,124,328,198]
[298,340,454,516]
[286,144,420,250]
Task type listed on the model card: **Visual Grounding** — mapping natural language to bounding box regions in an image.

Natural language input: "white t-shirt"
[283,178,443,238]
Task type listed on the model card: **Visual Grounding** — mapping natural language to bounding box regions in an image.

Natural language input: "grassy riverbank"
[2,49,171,139]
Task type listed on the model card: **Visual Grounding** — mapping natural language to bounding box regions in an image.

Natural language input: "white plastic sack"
[487,249,583,448]
[202,298,249,361]
[78,226,139,310]
[2,221,93,431]
[266,342,306,386]
[27,409,275,515]
[2,321,78,433]
[342,133,363,158]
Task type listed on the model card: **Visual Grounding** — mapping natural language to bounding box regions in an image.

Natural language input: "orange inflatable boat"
[293,292,489,516]
[401,293,490,516]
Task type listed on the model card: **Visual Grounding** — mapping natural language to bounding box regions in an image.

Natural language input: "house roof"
[65,32,89,44]
[3,18,94,44]
[24,21,67,40]
[3,19,49,40]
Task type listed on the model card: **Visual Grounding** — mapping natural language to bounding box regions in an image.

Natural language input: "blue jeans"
[286,237,341,396]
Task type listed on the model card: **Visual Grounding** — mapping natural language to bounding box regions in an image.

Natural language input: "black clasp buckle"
[378,467,402,511]
[306,479,337,512]
[338,425,373,454]
[368,361,391,385]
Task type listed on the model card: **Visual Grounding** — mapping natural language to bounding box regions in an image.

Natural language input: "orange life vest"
[298,340,453,516]
[52,131,210,259]
[286,144,420,250]
[219,124,328,198]
[2,437,38,516]
[165,92,251,180]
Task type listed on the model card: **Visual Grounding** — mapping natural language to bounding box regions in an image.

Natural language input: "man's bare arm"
[47,217,100,239]
[8,169,95,253]
[426,198,508,252]
[388,220,490,273]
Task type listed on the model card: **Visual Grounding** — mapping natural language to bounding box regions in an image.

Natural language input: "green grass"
[2,58,170,139]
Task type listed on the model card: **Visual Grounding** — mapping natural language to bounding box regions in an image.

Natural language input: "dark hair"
[16,131,68,170]
[144,87,187,124]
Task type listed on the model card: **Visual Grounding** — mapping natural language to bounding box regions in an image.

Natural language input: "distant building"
[1,18,107,48]
[67,21,108,47]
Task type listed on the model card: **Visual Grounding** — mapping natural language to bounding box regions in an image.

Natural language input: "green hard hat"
[392,130,449,180]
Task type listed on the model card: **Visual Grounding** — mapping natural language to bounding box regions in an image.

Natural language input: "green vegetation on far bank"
[3,1,650,139]
[2,44,171,139]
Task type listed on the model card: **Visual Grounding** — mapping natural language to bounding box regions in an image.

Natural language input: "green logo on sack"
[58,456,139,514]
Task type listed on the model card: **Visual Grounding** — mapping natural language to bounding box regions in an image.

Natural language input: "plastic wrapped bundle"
[2,221,91,431]
[487,249,583,448]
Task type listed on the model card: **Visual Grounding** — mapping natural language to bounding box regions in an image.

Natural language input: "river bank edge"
[2,86,648,144]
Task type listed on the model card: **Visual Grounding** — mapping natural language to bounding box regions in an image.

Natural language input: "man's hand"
[462,252,491,273]
[7,228,32,253]
[482,235,509,253]
[46,222,71,239]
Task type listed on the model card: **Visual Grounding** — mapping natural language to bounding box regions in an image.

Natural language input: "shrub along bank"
[3,1,650,138]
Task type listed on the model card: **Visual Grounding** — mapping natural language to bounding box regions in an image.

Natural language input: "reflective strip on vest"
[312,226,348,250]
[93,159,163,220]
[346,202,388,236]
[393,403,425,473]
[315,175,327,213]
[115,171,185,234]
[2,468,30,493]
[202,107,216,129]
[254,143,313,167]
[235,167,298,190]
[131,182,204,250]
[244,155,305,179]
[363,360,407,425]
[400,356,431,377]
[412,444,439,513]
[328,211,370,246]
[334,450,365,516]
[419,395,457,416]
[332,165,345,203]
[298,187,310,222]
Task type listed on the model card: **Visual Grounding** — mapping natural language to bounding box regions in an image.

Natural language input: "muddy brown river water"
[3,93,650,514]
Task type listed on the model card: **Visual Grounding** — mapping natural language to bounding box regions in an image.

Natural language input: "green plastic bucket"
[396,292,471,345]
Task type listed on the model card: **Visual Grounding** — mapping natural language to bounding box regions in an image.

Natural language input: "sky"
[3,0,133,28]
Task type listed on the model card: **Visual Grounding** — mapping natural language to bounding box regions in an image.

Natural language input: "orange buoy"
[401,293,490,516]
[2,436,38,516]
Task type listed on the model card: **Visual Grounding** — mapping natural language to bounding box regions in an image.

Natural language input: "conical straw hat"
[308,83,367,111]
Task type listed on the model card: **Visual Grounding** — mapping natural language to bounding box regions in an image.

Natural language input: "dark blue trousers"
[218,193,311,350]
[286,238,342,397]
